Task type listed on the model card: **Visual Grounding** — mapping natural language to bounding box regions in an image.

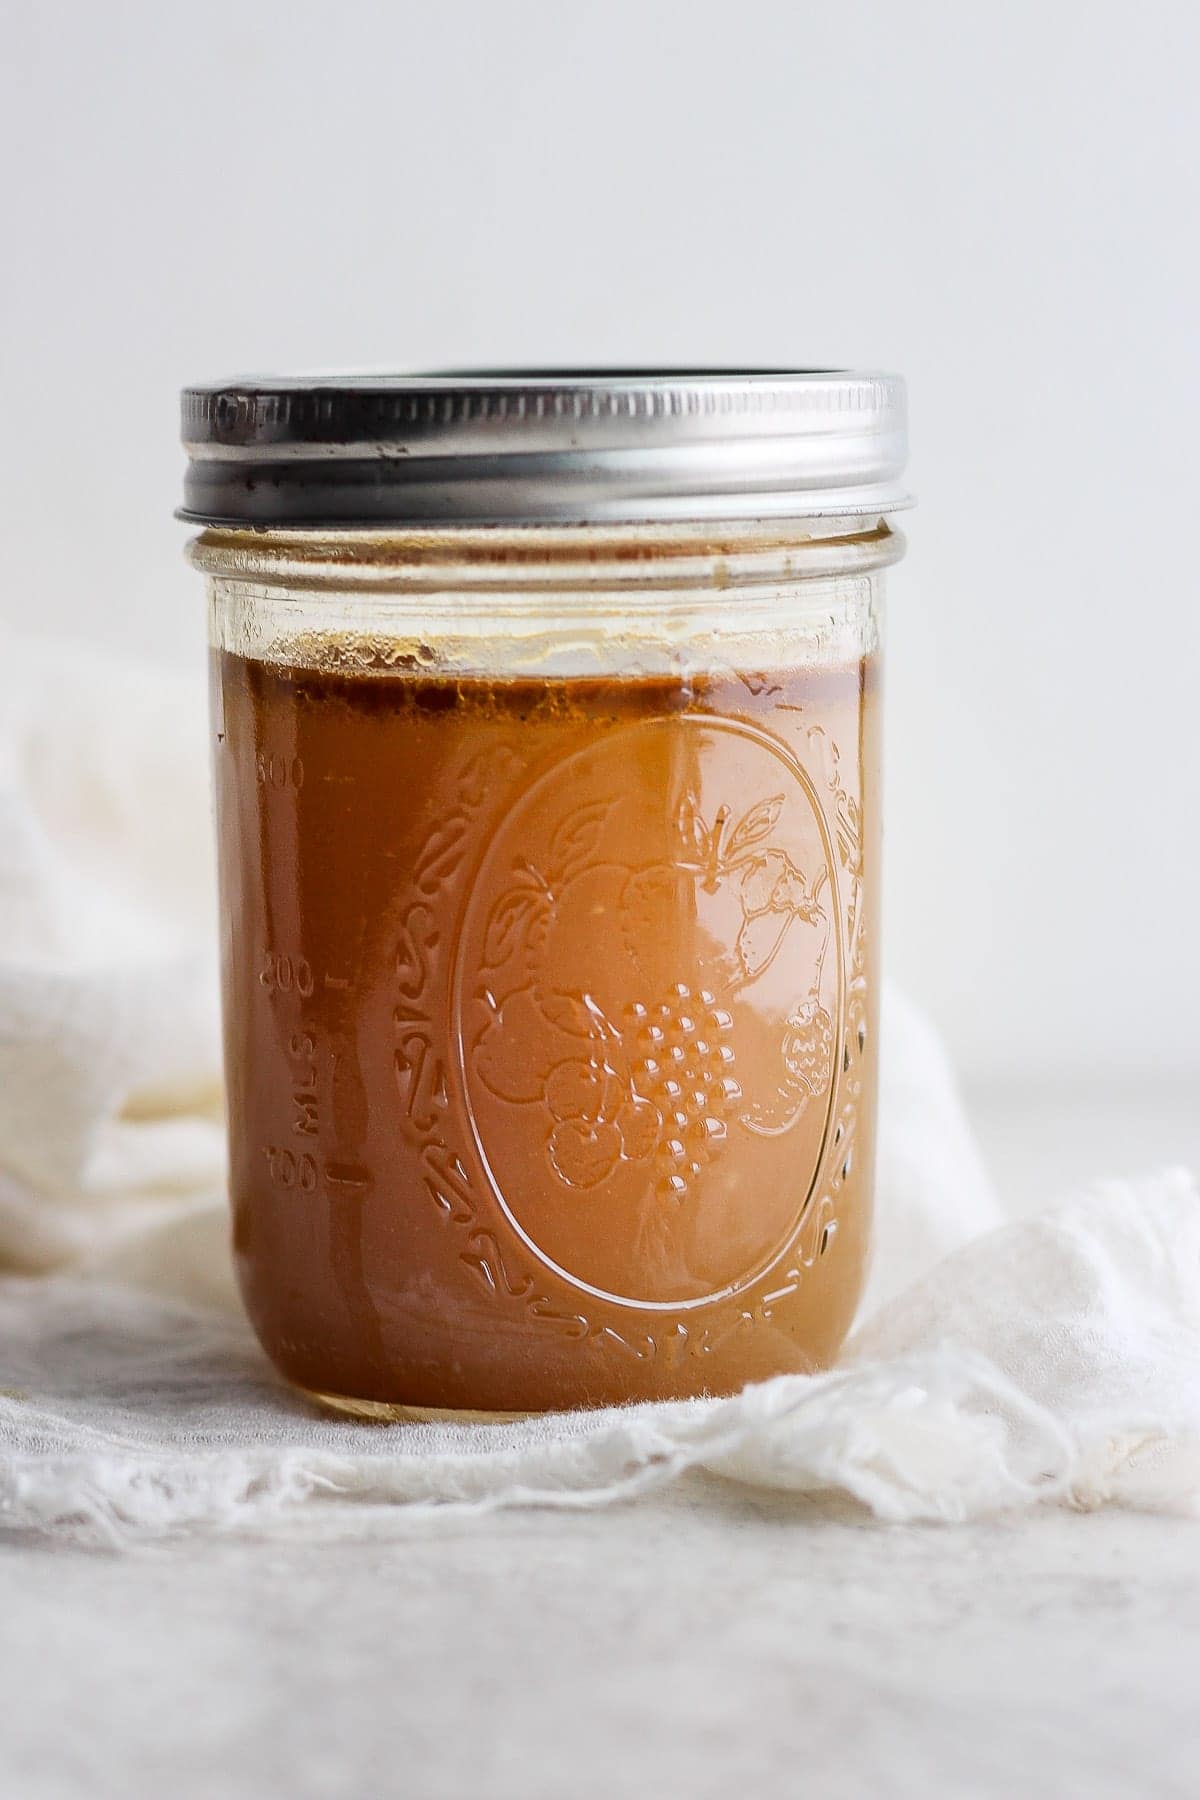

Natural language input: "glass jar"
[181,371,909,1417]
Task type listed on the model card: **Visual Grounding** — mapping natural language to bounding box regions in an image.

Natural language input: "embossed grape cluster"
[623,984,741,1203]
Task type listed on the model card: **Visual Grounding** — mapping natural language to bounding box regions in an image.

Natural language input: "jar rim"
[180,368,910,529]
[187,517,905,597]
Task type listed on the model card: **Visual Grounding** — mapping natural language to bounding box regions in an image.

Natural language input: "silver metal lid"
[179,369,909,528]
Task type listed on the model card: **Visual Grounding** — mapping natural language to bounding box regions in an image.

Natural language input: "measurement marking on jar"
[259,952,315,998]
[261,1149,370,1195]
[292,1103,318,1136]
[325,1162,370,1190]
[256,752,304,789]
[263,1147,319,1190]
[287,1029,320,1138]
[323,974,351,991]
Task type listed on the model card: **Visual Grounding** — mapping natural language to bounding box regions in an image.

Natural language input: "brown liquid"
[213,649,881,1412]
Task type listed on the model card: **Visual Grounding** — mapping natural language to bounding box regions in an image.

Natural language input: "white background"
[2,0,1197,1090]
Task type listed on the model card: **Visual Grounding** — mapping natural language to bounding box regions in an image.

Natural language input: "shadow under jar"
[181,369,910,1418]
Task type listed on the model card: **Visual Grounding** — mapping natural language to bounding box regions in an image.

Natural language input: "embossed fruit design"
[623,794,827,997]
[470,783,834,1187]
[547,1112,623,1188]
[543,1054,660,1188]
[457,714,847,1308]
[741,998,835,1135]
[624,986,741,1202]
[784,1001,835,1097]
[544,1056,618,1125]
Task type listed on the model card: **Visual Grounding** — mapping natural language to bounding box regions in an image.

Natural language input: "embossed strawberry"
[741,998,836,1136]
[783,1001,835,1099]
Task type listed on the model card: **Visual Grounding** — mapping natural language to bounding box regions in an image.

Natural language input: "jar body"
[200,523,894,1414]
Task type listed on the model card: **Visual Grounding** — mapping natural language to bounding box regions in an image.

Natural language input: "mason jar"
[181,370,909,1418]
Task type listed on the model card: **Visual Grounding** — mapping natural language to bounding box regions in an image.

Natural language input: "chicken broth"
[213,648,881,1413]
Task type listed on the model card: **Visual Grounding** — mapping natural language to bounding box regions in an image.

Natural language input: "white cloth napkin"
[1,634,1197,1544]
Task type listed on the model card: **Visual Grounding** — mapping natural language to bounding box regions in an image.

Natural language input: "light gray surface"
[3,1497,1196,1800]
[4,1090,1198,1800]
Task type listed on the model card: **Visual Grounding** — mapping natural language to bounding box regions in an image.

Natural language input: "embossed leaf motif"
[539,989,617,1041]
[836,793,863,874]
[548,801,613,882]
[457,744,521,811]
[725,794,784,859]
[482,885,543,969]
[677,792,711,862]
